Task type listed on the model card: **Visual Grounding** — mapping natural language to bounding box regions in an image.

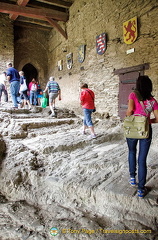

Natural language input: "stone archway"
[22,63,38,85]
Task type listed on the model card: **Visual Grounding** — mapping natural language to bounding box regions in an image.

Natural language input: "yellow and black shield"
[123,16,137,44]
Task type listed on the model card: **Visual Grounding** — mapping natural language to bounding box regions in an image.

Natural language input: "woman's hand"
[126,99,134,116]
[151,109,158,123]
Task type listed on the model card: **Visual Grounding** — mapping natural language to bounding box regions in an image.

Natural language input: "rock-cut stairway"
[0,107,158,240]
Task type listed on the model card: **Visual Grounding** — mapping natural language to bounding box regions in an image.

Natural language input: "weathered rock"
[0,107,158,240]
[0,137,6,163]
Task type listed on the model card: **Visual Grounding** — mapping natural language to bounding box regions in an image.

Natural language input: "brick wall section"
[47,0,158,116]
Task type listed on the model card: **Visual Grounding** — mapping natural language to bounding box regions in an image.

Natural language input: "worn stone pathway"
[0,104,158,240]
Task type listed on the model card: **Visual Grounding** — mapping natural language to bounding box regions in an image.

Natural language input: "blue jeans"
[83,108,93,127]
[30,91,37,105]
[10,81,20,107]
[126,126,152,190]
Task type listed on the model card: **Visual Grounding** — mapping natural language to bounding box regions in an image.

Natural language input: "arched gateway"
[22,63,38,85]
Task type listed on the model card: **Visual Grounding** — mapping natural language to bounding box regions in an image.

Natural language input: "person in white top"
[19,71,32,109]
[0,72,8,104]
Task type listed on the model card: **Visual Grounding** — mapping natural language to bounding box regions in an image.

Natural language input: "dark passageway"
[22,63,38,85]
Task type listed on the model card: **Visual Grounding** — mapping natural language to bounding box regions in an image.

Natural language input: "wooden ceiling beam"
[10,0,30,21]
[26,1,66,12]
[0,2,68,22]
[17,0,30,5]
[45,17,67,39]
[15,16,52,27]
[37,0,72,8]
[14,20,52,31]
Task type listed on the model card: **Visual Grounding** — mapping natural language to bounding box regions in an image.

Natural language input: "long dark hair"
[136,75,153,100]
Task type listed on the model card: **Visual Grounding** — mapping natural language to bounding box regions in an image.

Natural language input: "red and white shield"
[96,33,106,55]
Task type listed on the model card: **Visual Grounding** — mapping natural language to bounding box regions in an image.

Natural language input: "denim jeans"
[126,125,152,190]
[10,81,20,107]
[83,108,94,127]
[30,91,37,105]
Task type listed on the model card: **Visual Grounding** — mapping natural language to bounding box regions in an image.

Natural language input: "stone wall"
[14,26,49,89]
[0,13,14,72]
[1,0,158,117]
[47,0,158,116]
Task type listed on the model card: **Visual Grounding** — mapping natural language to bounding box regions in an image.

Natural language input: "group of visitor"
[76,76,158,199]
[1,62,158,199]
[0,63,62,115]
[0,62,43,109]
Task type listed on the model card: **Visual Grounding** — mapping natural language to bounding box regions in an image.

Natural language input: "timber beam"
[0,2,68,22]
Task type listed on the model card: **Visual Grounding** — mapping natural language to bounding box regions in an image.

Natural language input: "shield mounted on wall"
[66,53,73,69]
[96,33,106,55]
[123,16,137,44]
[78,45,86,63]
[58,60,63,71]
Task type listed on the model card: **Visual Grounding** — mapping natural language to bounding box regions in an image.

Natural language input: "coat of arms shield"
[66,53,73,69]
[123,16,137,44]
[96,33,106,55]
[78,45,86,63]
[58,60,63,71]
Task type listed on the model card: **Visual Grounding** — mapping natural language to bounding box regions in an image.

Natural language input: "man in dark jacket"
[6,62,20,109]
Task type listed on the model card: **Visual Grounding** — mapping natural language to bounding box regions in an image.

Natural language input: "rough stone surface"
[14,26,49,89]
[46,0,158,116]
[0,103,158,240]
[0,1,158,239]
[0,13,13,72]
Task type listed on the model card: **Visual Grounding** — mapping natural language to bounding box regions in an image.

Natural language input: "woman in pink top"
[80,83,96,139]
[126,75,158,198]
[29,78,38,106]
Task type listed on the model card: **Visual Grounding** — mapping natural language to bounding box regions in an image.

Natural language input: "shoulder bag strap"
[140,101,149,115]
[134,90,149,115]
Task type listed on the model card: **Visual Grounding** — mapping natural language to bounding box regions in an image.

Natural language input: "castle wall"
[47,0,158,116]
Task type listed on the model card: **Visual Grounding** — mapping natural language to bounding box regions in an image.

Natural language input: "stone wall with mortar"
[14,26,49,89]
[47,0,158,116]
[0,13,14,103]
[1,1,158,117]
[0,13,14,72]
